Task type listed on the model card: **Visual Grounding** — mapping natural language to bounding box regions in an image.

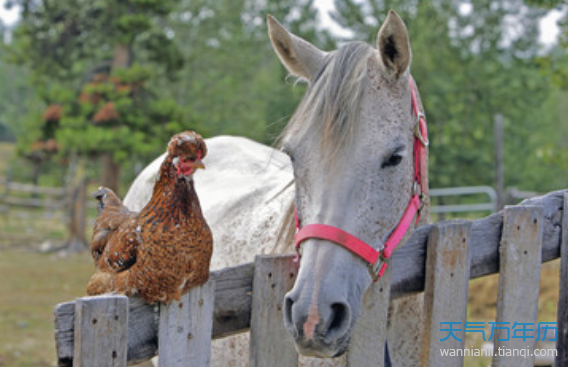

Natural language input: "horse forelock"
[279,42,375,165]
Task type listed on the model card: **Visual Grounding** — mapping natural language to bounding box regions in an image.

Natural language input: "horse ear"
[376,10,411,79]
[267,15,327,81]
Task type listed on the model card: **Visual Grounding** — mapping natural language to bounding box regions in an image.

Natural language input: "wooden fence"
[53,190,568,367]
[0,177,68,218]
[0,177,92,249]
[0,177,68,244]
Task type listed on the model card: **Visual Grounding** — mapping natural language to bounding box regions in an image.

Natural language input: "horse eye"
[382,154,403,168]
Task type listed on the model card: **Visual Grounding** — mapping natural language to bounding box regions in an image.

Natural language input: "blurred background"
[0,0,566,366]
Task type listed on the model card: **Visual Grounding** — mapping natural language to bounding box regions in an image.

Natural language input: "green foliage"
[0,54,38,142]
[5,0,566,194]
[7,0,183,82]
[52,64,197,167]
[158,0,325,143]
[5,0,194,186]
[6,0,325,187]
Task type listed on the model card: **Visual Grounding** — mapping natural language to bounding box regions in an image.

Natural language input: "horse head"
[268,11,429,358]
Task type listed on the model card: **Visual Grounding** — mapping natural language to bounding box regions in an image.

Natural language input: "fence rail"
[53,189,567,367]
[0,177,68,216]
[430,185,497,214]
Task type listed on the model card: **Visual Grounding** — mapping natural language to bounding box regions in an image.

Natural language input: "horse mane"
[278,41,375,165]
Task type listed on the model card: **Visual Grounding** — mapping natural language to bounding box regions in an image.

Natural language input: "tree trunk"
[98,43,131,194]
[101,153,120,193]
[66,178,87,253]
[112,43,131,70]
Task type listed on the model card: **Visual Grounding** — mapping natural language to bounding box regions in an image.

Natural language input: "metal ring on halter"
[412,181,425,216]
[368,259,382,282]
[413,180,425,198]
[367,250,387,281]
[414,116,429,147]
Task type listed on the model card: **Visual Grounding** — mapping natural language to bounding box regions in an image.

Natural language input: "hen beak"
[194,160,205,170]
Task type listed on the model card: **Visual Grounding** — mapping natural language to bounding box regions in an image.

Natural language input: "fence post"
[346,264,392,367]
[66,179,87,252]
[158,280,215,367]
[73,295,129,367]
[249,255,299,367]
[494,114,504,210]
[419,221,472,367]
[556,193,568,366]
[492,206,543,367]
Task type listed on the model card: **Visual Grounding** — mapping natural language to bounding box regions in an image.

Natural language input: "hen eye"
[382,154,403,168]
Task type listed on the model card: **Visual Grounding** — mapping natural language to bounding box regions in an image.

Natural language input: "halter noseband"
[294,75,429,282]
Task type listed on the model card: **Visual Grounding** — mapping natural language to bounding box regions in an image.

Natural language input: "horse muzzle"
[283,288,352,357]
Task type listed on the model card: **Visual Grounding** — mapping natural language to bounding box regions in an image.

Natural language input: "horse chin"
[293,336,350,358]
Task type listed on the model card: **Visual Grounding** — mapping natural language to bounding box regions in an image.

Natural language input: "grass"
[0,143,14,176]
[0,249,94,367]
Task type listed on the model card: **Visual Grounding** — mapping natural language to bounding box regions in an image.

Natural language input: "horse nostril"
[325,302,351,342]
[283,295,297,337]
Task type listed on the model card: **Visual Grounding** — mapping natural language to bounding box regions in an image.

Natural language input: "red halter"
[294,76,429,281]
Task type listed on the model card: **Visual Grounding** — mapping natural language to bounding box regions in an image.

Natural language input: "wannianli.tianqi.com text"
[439,347,557,358]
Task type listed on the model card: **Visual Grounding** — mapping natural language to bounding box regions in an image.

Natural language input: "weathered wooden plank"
[391,189,565,297]
[54,301,75,367]
[419,221,472,367]
[0,195,66,209]
[492,206,543,367]
[556,193,568,367]
[0,178,67,196]
[126,297,159,365]
[249,255,298,367]
[53,190,567,365]
[211,262,254,338]
[346,264,392,367]
[158,280,215,367]
[73,295,129,367]
[54,263,252,366]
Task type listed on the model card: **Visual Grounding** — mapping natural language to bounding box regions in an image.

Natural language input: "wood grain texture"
[249,255,298,367]
[392,190,565,298]
[419,221,472,367]
[492,206,543,367]
[158,280,215,367]
[54,301,75,367]
[54,189,567,366]
[211,262,254,338]
[55,264,253,366]
[127,296,159,365]
[346,264,392,367]
[73,295,129,367]
[556,193,568,367]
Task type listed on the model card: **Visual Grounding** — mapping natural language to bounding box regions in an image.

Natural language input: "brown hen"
[86,131,213,304]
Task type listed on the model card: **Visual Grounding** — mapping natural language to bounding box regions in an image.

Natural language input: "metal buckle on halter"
[414,114,429,147]
[412,181,425,215]
[368,252,387,282]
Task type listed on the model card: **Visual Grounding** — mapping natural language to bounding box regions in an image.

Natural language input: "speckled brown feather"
[86,131,213,304]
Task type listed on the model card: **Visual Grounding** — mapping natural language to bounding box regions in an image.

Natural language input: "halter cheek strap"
[294,75,428,281]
